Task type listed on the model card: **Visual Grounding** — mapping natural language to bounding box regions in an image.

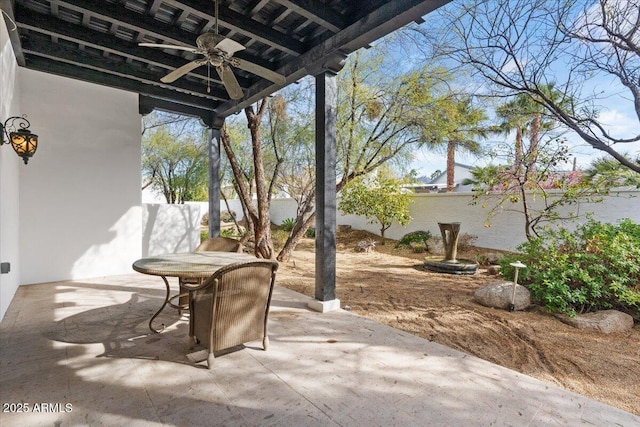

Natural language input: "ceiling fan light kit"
[139,0,285,100]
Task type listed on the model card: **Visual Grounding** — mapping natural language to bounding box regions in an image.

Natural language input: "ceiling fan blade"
[234,58,286,85]
[160,61,203,83]
[216,64,244,100]
[139,43,199,53]
[215,38,246,56]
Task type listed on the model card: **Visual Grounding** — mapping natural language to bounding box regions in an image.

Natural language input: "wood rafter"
[6,0,451,115]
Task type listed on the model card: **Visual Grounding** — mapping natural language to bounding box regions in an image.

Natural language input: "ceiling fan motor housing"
[196,32,226,51]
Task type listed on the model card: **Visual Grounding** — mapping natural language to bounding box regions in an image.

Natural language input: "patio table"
[132,251,257,333]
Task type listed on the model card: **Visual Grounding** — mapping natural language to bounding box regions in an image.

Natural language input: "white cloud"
[597,109,640,139]
[500,57,528,74]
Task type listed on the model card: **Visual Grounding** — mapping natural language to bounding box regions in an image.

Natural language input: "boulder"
[474,280,531,311]
[557,310,634,334]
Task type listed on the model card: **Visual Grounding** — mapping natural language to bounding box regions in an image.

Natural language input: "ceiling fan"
[139,0,286,99]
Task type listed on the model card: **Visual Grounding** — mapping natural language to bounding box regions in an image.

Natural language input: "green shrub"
[280,218,295,232]
[397,230,432,252]
[500,219,640,317]
[220,228,235,238]
[305,227,316,238]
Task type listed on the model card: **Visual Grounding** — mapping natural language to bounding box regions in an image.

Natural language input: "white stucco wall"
[268,198,298,225]
[0,17,22,320]
[18,70,142,285]
[269,190,640,251]
[142,203,201,256]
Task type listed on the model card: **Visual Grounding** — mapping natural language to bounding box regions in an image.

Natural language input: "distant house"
[408,163,476,193]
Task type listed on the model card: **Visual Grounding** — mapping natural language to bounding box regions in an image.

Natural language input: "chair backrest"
[191,259,279,351]
[195,237,243,253]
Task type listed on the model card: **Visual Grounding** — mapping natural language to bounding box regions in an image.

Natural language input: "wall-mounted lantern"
[0,115,39,164]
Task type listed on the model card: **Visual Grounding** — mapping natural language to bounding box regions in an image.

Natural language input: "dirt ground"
[274,229,640,416]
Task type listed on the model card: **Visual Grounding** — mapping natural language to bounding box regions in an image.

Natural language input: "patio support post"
[309,69,340,313]
[208,118,224,238]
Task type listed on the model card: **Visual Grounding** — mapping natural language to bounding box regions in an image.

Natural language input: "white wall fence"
[148,190,638,253]
[333,190,639,251]
[142,204,201,256]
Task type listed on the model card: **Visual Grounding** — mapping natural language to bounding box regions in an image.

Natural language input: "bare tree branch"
[437,0,640,173]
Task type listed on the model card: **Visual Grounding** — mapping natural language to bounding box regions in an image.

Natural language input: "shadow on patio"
[1,274,637,426]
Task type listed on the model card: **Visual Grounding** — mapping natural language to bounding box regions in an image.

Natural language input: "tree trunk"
[521,183,533,241]
[245,102,275,259]
[276,212,315,262]
[380,225,388,242]
[446,141,456,192]
[514,127,524,173]
[220,113,272,258]
[528,114,541,176]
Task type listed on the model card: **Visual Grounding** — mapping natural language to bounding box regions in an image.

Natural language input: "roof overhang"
[2,0,450,121]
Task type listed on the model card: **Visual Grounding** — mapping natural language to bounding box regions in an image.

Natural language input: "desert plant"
[305,227,316,238]
[280,218,295,232]
[397,230,432,252]
[500,219,640,317]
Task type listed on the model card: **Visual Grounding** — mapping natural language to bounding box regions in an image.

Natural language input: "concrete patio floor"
[1,274,638,426]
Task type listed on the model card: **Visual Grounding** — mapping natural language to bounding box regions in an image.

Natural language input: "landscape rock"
[474,280,531,311]
[556,310,634,334]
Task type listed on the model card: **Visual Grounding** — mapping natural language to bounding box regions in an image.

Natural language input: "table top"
[132,252,257,278]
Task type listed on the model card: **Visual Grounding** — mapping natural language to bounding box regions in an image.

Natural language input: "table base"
[149,276,189,333]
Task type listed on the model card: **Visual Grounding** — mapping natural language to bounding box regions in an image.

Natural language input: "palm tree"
[430,97,487,191]
[494,84,567,175]
[495,97,531,170]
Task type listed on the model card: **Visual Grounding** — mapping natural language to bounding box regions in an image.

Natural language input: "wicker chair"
[184,259,279,369]
[178,237,244,311]
[194,237,244,253]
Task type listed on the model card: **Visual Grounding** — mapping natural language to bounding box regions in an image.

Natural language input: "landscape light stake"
[508,261,527,312]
